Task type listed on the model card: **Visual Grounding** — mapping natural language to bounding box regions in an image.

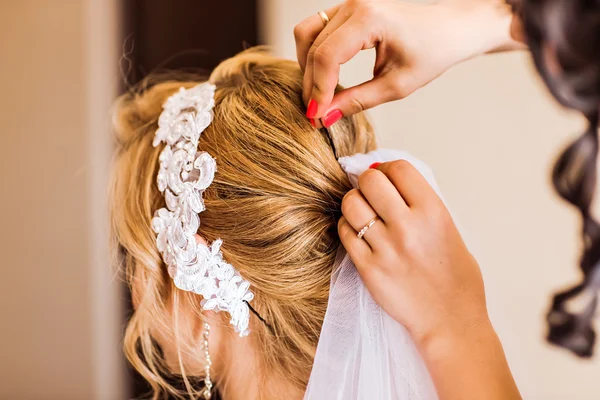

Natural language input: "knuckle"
[313,45,333,68]
[342,188,360,203]
[358,168,381,189]
[357,1,378,21]
[349,96,367,114]
[312,79,324,97]
[344,0,362,11]
[337,216,345,232]
[392,78,414,100]
[341,189,363,216]
[306,46,317,63]
[337,216,353,237]
[373,250,401,274]
[341,225,357,244]
[339,225,361,251]
[389,78,411,100]
[293,23,308,42]
[389,159,416,178]
[373,238,395,259]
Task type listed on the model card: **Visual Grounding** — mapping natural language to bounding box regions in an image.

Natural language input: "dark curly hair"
[516,0,600,357]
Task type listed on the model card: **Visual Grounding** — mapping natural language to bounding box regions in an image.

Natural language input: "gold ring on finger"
[318,11,330,27]
[357,217,379,240]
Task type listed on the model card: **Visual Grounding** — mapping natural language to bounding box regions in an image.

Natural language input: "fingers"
[341,189,386,245]
[305,15,378,117]
[302,8,351,106]
[325,70,411,117]
[338,216,371,261]
[376,160,442,209]
[357,168,408,221]
[294,5,342,72]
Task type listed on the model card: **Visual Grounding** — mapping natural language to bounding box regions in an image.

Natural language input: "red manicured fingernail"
[323,109,342,128]
[306,99,318,118]
[309,118,316,127]
[369,162,381,170]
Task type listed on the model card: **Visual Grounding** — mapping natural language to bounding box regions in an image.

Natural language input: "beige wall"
[262,1,600,399]
[0,1,125,399]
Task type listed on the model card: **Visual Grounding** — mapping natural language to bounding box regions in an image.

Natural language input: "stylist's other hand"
[339,162,522,400]
[338,161,488,346]
[295,0,520,126]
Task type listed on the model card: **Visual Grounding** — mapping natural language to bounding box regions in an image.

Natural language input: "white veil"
[304,149,444,400]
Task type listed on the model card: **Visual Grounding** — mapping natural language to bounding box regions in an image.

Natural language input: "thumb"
[325,71,413,118]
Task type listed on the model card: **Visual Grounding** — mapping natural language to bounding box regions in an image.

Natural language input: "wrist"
[415,317,521,399]
[440,0,522,60]
[415,316,498,363]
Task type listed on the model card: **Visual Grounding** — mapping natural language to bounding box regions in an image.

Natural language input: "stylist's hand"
[295,0,521,126]
[338,161,521,400]
[338,161,487,345]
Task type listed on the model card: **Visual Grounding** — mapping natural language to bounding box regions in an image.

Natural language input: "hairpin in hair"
[321,127,338,159]
[151,82,254,336]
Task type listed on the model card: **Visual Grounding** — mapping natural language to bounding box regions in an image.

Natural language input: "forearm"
[442,0,526,62]
[418,320,521,400]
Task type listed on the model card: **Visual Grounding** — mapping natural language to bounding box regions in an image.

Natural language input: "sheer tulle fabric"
[305,149,442,400]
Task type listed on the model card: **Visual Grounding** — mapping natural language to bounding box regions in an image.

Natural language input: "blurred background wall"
[0,0,125,399]
[0,0,258,399]
[1,0,599,399]
[262,1,600,399]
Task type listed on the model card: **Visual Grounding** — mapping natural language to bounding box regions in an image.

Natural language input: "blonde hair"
[110,48,376,399]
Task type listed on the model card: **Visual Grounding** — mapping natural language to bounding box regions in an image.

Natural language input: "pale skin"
[295,0,526,398]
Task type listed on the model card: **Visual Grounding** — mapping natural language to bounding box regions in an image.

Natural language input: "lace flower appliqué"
[151,82,254,336]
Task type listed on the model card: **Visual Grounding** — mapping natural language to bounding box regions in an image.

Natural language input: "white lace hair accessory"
[151,82,254,336]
